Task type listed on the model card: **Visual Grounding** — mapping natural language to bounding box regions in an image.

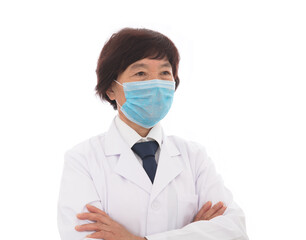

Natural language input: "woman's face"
[106,57,174,108]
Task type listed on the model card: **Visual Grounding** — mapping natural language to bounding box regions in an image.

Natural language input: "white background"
[0,0,305,239]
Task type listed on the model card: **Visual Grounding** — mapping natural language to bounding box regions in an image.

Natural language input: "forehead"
[127,58,171,70]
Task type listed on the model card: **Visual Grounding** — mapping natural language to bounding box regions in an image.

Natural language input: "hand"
[193,201,227,222]
[75,204,145,240]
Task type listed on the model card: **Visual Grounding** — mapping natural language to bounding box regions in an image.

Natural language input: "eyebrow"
[130,63,147,70]
[161,62,172,68]
[129,62,172,70]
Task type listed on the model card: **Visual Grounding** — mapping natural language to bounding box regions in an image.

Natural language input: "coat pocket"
[177,194,198,228]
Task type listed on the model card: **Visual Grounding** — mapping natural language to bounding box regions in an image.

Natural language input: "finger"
[193,201,212,222]
[198,201,212,216]
[76,212,112,225]
[86,204,108,216]
[86,232,104,239]
[75,222,112,232]
[75,223,101,232]
[209,206,227,220]
[202,201,224,220]
[86,231,113,239]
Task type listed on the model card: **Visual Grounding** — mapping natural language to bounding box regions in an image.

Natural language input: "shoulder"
[166,135,209,156]
[64,132,107,164]
[166,135,214,180]
[166,135,211,169]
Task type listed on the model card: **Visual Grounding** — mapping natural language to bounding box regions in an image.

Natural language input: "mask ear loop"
[113,80,123,110]
[116,100,122,110]
[114,80,123,86]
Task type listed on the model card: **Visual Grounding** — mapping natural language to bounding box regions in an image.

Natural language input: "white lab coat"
[57,119,248,240]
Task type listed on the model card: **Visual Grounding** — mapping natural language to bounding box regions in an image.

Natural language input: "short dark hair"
[95,28,180,110]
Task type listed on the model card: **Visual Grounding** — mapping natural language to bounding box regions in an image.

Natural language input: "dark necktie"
[132,141,159,183]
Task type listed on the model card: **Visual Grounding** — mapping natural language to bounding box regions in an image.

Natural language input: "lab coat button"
[151,201,160,210]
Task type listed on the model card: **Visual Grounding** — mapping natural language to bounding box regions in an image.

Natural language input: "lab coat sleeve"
[57,149,103,240]
[146,142,248,240]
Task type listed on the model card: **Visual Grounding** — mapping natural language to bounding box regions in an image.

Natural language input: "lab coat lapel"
[105,119,152,194]
[114,147,152,194]
[150,137,184,201]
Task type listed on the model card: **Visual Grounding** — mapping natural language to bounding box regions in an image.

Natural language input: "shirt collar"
[114,115,163,148]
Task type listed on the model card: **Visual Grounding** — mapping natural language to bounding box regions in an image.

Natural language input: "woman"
[57,28,248,240]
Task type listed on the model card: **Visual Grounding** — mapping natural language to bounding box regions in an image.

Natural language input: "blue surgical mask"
[115,79,175,128]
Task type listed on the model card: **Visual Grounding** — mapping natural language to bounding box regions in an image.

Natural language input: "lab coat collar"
[105,119,127,156]
[105,118,182,196]
[105,118,179,156]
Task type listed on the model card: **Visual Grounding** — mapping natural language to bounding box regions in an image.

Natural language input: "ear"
[106,83,116,101]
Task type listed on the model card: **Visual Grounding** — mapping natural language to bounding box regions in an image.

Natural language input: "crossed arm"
[59,146,248,240]
[75,201,227,240]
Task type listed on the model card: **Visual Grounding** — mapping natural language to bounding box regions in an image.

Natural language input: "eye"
[161,71,171,75]
[135,71,146,76]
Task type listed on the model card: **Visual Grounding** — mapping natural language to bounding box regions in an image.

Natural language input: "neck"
[118,111,151,137]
